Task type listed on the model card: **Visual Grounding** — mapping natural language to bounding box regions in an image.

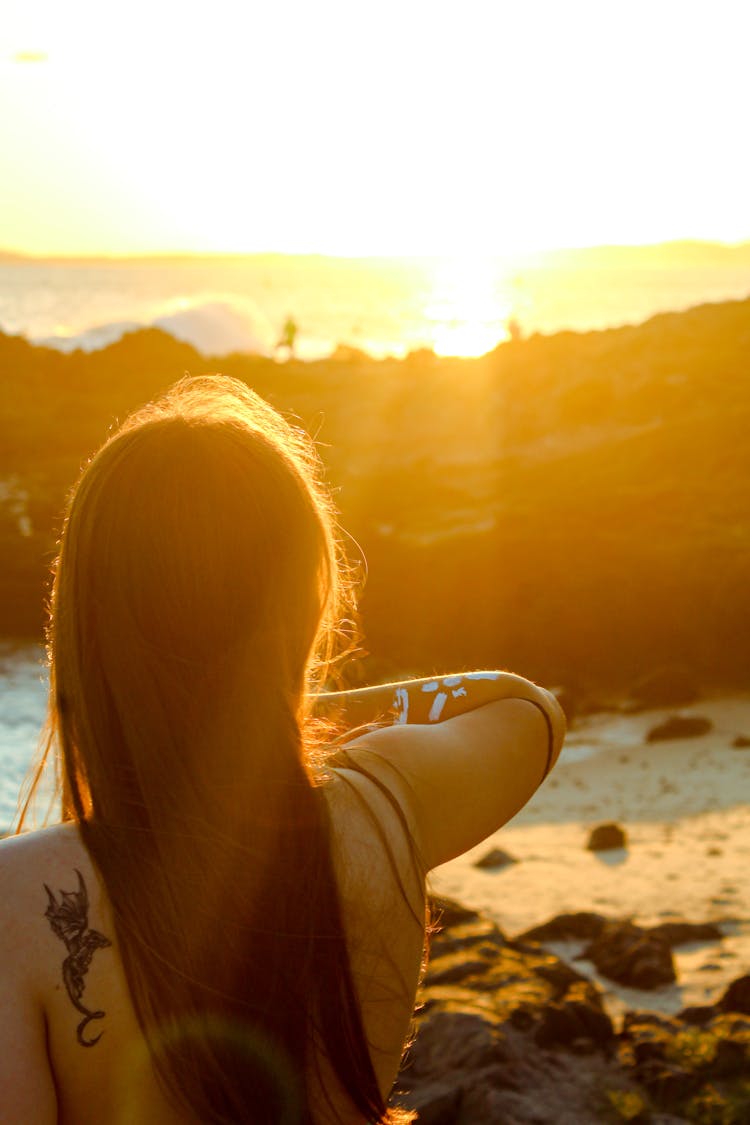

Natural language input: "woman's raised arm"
[326,672,565,871]
[318,669,561,729]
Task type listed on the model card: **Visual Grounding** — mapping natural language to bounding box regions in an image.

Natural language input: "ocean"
[0,642,48,832]
[2,248,750,361]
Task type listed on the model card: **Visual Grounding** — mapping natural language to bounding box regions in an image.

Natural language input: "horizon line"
[2,237,750,265]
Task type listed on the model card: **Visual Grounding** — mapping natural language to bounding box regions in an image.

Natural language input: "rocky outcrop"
[720,975,750,1016]
[394,898,618,1124]
[392,899,750,1124]
[519,912,723,990]
[646,715,713,741]
[6,297,750,687]
[619,1009,750,1116]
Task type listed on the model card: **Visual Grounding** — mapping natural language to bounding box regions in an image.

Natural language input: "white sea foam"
[153,301,269,355]
[34,298,287,359]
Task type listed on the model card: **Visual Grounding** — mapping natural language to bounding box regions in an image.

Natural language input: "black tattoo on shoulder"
[43,869,112,1046]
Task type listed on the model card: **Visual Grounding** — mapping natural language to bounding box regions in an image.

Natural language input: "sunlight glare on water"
[423,256,517,357]
[0,643,50,832]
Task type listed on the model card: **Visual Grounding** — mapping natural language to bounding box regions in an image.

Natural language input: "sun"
[423,257,517,358]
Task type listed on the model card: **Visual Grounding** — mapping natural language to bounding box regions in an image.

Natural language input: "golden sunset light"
[3,3,750,1119]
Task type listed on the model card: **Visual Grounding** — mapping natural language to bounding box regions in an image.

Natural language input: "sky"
[1,0,749,257]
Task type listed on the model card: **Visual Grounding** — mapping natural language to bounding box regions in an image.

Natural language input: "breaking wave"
[33,298,334,359]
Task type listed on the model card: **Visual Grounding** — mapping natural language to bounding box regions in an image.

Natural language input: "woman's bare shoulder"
[0,822,94,890]
[0,823,103,978]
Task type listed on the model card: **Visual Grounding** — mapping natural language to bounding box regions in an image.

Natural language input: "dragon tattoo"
[43,869,112,1046]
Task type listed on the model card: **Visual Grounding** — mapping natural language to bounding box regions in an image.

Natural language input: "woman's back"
[0,769,426,1124]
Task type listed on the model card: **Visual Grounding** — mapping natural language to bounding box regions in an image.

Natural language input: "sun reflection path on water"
[421,256,523,358]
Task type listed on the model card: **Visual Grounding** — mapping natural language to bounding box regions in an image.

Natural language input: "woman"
[0,375,564,1124]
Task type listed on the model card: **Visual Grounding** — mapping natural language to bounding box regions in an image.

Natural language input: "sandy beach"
[430,696,750,1020]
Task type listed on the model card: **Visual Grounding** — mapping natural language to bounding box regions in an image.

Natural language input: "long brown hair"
[20,375,408,1123]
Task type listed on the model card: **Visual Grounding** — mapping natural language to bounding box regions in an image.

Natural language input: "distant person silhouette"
[275,315,298,358]
[507,316,523,342]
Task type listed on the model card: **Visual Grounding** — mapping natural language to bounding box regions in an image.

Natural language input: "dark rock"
[633,1036,669,1065]
[705,1035,749,1079]
[586,822,627,851]
[533,1002,585,1048]
[508,1005,536,1032]
[397,897,747,1124]
[621,1010,681,1037]
[429,896,481,928]
[647,920,723,946]
[731,734,750,748]
[429,914,506,958]
[718,974,750,1014]
[716,1012,750,1035]
[424,959,489,987]
[566,979,608,1012]
[434,922,503,958]
[407,1011,510,1077]
[473,847,518,870]
[583,921,676,988]
[602,1090,651,1125]
[569,1036,596,1054]
[627,666,700,710]
[405,346,437,364]
[517,912,606,943]
[480,1063,523,1092]
[621,1014,676,1074]
[533,958,590,998]
[635,1059,700,1110]
[678,1005,717,1025]
[458,1084,530,1125]
[395,1081,461,1125]
[533,997,614,1049]
[646,715,713,742]
[330,343,369,363]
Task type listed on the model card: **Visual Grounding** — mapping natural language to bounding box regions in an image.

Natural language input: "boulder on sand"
[647,920,723,946]
[586,822,627,851]
[582,920,675,989]
[473,847,518,870]
[518,912,606,943]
